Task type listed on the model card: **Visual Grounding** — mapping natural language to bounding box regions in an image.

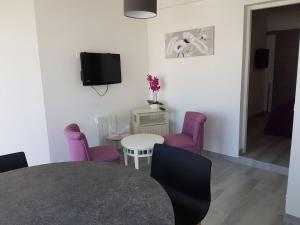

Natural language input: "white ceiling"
[158,0,204,9]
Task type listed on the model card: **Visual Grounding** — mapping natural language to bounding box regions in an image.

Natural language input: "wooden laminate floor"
[122,152,288,225]
[202,155,287,225]
[242,115,291,167]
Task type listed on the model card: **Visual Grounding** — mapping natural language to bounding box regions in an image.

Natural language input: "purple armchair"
[64,124,120,162]
[164,112,207,153]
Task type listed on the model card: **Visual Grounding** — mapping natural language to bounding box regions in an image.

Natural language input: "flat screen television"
[80,52,122,86]
[254,48,269,69]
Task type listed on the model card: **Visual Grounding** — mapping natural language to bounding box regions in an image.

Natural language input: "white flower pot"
[150,104,160,110]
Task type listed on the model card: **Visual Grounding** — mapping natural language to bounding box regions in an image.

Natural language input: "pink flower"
[147,74,153,82]
[147,74,160,92]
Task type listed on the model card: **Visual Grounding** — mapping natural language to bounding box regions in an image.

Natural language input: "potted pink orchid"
[146,74,163,110]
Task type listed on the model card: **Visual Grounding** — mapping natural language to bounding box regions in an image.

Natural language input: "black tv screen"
[254,49,269,69]
[80,52,122,86]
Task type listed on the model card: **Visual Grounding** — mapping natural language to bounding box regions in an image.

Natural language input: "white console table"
[132,108,169,136]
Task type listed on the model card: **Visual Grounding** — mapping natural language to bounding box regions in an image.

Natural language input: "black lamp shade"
[124,0,157,19]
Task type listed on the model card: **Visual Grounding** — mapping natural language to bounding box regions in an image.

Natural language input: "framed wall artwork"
[165,26,215,58]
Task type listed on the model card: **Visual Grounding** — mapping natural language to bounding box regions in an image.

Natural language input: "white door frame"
[240,0,300,154]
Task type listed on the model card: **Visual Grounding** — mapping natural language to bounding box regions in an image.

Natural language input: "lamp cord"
[91,85,109,97]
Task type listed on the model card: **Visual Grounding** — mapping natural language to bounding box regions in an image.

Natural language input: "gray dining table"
[0,162,174,225]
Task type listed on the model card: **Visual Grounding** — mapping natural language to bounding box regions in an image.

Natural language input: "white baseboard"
[202,150,288,176]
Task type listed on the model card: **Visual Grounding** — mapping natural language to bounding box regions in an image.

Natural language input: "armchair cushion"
[89,145,120,162]
[164,133,194,149]
[182,112,207,145]
[65,123,120,162]
[164,112,207,152]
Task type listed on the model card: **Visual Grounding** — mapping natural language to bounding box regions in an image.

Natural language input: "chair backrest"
[0,152,28,173]
[182,111,207,150]
[151,144,212,203]
[64,124,90,161]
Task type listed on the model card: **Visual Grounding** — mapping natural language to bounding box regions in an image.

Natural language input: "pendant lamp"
[124,0,157,19]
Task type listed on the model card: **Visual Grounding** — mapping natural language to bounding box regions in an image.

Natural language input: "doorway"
[240,3,300,168]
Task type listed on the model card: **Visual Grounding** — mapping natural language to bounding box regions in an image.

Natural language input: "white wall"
[151,0,300,218]
[286,39,300,218]
[0,0,50,166]
[34,0,149,162]
[149,0,245,157]
[151,0,300,156]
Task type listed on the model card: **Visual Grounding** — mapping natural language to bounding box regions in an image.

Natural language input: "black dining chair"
[0,152,28,173]
[151,144,212,225]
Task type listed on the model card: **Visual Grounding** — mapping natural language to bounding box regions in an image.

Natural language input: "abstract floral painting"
[165,26,215,58]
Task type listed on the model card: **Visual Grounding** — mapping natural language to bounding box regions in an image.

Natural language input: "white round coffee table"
[121,134,164,170]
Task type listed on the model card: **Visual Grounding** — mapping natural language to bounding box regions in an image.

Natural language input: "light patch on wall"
[165,26,214,58]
